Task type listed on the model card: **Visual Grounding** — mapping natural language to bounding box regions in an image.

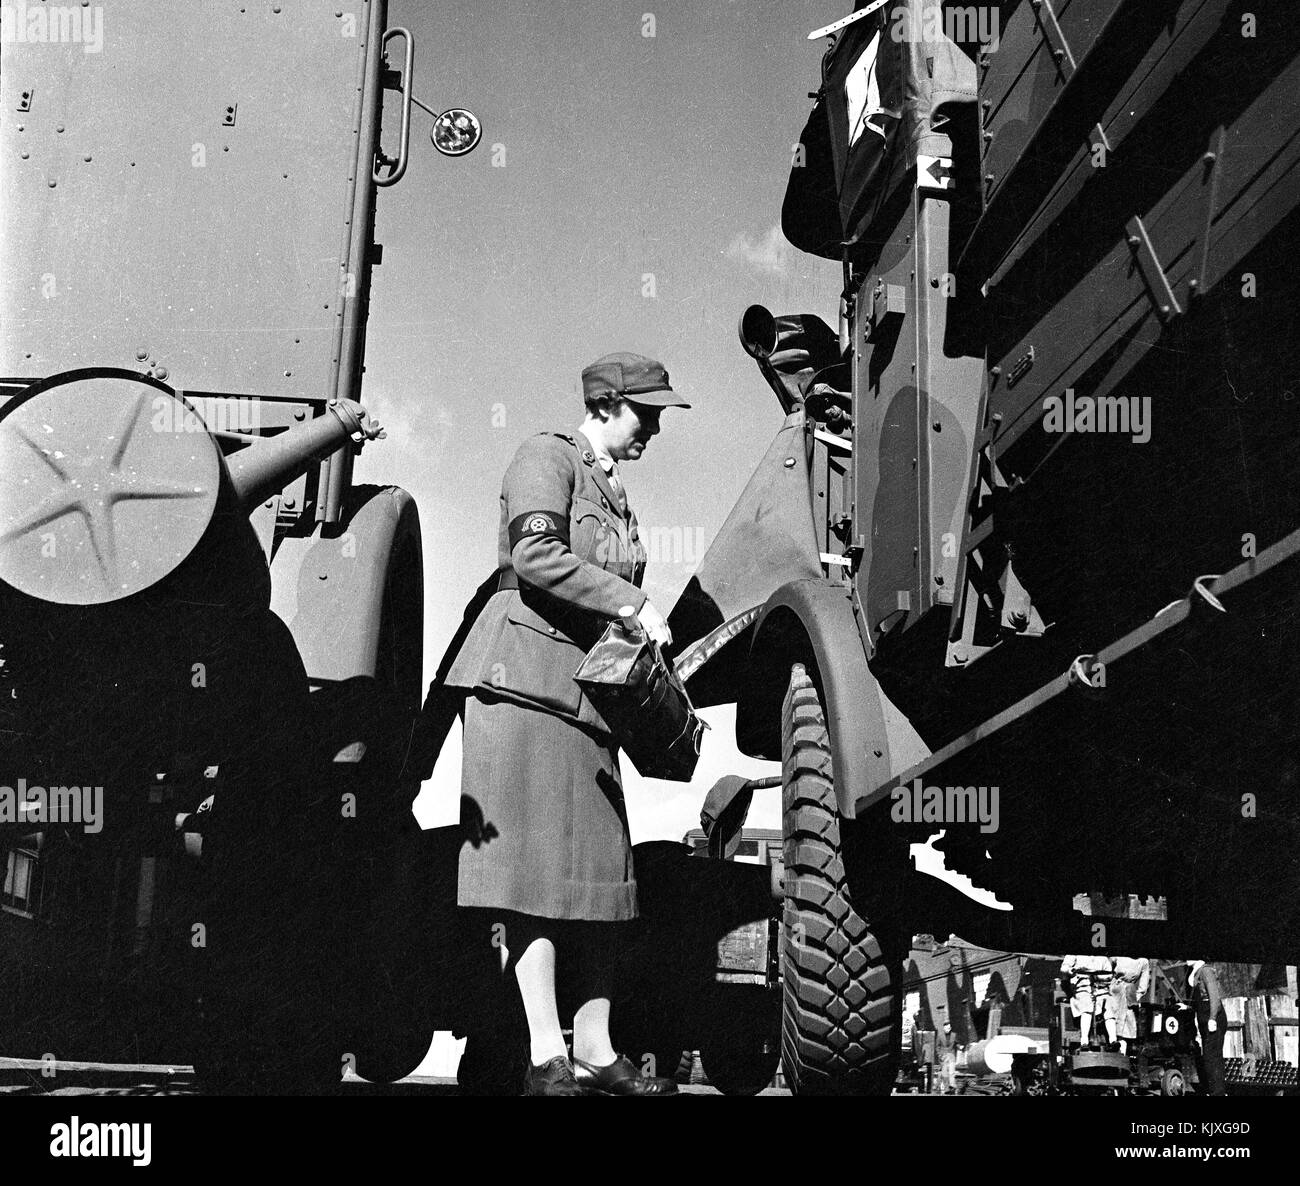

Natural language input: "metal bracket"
[17,88,33,112]
[869,281,906,341]
[222,103,237,126]
[1006,346,1035,389]
[1125,215,1181,321]
[1031,0,1077,82]
[1193,127,1227,299]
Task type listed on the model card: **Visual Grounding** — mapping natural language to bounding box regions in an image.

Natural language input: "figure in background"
[1107,956,1150,1053]
[1188,960,1227,1096]
[1060,953,1114,1048]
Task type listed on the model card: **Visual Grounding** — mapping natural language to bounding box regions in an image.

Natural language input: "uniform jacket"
[443,429,649,733]
[1189,965,1226,1021]
[1112,957,1150,999]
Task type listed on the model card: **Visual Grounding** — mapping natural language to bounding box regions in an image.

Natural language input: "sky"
[357,0,847,843]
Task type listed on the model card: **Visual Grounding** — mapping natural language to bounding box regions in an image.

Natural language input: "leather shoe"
[573,1055,678,1096]
[524,1055,593,1096]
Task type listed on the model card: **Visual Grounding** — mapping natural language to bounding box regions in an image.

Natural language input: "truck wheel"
[700,1042,780,1096]
[780,662,900,1096]
[1160,1067,1188,1097]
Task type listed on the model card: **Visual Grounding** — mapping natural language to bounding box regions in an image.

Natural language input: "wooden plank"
[1244,998,1271,1057]
[1270,994,1299,1067]
[1223,998,1245,1059]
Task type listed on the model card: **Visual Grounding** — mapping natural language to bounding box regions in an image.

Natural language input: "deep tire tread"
[780,663,899,1096]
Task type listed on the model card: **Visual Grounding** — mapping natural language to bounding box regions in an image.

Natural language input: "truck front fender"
[740,578,929,820]
[270,484,424,710]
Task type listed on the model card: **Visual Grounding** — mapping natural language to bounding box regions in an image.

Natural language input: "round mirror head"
[738,304,778,360]
[432,109,483,157]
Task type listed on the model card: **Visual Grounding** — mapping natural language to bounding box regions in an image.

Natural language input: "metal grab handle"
[374,27,414,186]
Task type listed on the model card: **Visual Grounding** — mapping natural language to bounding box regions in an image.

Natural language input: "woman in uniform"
[443,351,689,1096]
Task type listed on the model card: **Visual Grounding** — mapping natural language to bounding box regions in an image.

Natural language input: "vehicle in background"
[666,0,1300,1094]
[0,0,482,1091]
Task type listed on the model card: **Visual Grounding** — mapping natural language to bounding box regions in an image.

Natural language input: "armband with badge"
[509,510,570,550]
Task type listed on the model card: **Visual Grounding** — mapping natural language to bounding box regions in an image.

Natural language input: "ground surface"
[0,1058,791,1096]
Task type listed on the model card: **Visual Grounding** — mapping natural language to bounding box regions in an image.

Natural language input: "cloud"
[724,224,792,277]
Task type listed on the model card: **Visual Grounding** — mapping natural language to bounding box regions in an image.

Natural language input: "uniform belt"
[497,569,520,592]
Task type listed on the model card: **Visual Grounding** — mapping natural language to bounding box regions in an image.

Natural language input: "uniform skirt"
[457,692,639,921]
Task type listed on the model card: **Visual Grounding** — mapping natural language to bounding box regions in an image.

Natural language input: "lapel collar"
[575,427,623,516]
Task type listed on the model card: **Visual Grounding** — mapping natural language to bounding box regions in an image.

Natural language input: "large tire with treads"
[780,662,899,1095]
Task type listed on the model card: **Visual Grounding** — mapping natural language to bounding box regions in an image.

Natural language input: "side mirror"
[738,304,777,360]
[431,108,483,157]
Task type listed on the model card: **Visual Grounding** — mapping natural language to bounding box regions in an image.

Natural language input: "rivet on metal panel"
[1125,215,1182,321]
[135,349,149,361]
[932,421,941,432]
[83,155,92,163]
[1033,0,1076,79]
[293,410,306,421]
[20,152,28,160]
[935,575,944,586]
[47,179,57,188]
[783,458,795,468]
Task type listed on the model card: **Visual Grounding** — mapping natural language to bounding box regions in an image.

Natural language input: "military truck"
[0,1,483,1090]
[666,0,1300,1095]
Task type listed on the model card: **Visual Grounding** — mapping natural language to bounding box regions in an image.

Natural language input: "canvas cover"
[784,0,980,259]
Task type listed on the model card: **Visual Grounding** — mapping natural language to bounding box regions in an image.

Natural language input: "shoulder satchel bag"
[573,617,708,781]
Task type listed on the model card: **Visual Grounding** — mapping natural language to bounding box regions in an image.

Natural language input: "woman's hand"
[636,600,673,647]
